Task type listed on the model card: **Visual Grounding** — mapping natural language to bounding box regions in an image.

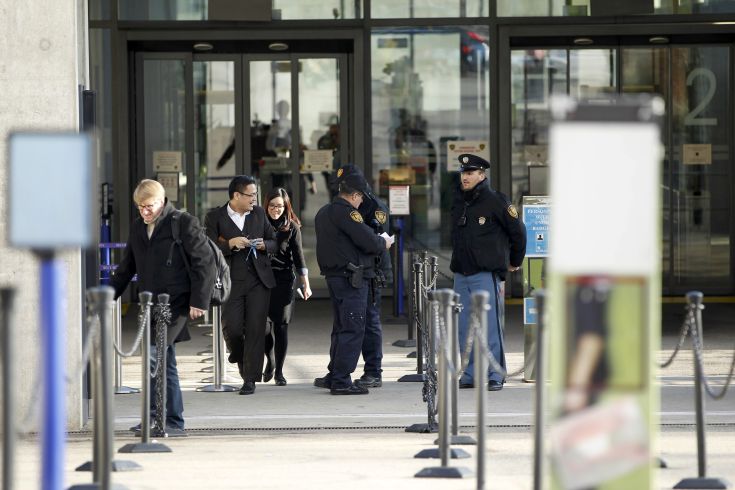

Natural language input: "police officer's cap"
[341,172,369,194]
[458,154,490,172]
[336,164,374,196]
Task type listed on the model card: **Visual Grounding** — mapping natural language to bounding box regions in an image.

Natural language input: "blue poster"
[523,204,550,257]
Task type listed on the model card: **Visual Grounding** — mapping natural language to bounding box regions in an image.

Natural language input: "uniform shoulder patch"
[375,210,387,225]
[507,204,519,219]
[337,168,344,178]
[350,210,364,223]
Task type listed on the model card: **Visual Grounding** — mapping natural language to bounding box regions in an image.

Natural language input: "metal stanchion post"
[415,289,471,477]
[448,292,475,445]
[399,259,425,383]
[473,291,490,490]
[532,290,546,490]
[198,305,238,392]
[674,292,731,490]
[119,292,171,454]
[73,287,141,487]
[114,297,140,394]
[2,288,17,490]
[154,294,169,438]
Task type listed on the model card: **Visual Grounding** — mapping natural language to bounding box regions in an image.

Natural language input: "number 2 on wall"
[684,67,717,127]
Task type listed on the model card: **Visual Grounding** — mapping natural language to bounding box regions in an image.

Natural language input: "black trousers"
[222,278,271,383]
[265,270,296,375]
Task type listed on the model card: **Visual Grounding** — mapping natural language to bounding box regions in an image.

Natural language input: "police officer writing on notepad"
[313,172,394,395]
[451,154,526,392]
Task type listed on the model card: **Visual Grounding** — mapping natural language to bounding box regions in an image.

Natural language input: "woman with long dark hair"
[263,187,312,385]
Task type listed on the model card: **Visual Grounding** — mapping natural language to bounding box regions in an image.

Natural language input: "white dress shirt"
[227,203,250,231]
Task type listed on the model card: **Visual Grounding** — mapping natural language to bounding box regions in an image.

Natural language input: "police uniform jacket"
[450,180,527,278]
[358,193,394,283]
[315,197,386,279]
[111,201,216,343]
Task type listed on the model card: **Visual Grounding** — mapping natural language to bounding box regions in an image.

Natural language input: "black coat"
[314,197,386,278]
[111,202,216,343]
[450,180,527,278]
[204,204,277,289]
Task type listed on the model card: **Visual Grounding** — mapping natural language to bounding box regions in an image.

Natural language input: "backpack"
[168,211,231,306]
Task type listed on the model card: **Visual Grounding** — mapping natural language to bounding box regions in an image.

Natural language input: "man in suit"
[205,175,277,395]
[112,179,215,437]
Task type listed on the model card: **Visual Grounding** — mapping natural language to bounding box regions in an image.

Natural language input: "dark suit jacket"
[111,201,216,343]
[204,204,277,289]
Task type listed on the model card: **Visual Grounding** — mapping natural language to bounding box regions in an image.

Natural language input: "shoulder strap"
[166,210,191,273]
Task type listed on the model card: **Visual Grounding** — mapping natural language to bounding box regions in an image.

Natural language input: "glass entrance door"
[246,55,346,292]
[137,51,349,292]
[509,44,732,294]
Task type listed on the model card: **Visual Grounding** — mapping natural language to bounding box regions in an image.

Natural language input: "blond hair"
[133,179,165,204]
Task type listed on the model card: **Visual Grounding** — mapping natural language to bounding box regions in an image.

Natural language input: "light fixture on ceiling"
[193,42,214,51]
[649,36,669,44]
[573,37,594,46]
[268,42,289,51]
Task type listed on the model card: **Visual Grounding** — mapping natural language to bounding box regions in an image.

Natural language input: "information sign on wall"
[523,202,550,257]
[388,185,410,215]
[446,140,490,172]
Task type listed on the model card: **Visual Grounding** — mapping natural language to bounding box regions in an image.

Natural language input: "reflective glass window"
[371,0,488,18]
[119,0,361,20]
[371,26,490,264]
[119,0,206,20]
[497,0,735,16]
[89,29,113,185]
[89,0,111,20]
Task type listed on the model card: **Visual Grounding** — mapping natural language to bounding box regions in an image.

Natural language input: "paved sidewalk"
[8,299,735,489]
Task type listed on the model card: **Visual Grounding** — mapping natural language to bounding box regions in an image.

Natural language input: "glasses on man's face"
[268,204,285,210]
[238,191,257,199]
[137,201,159,212]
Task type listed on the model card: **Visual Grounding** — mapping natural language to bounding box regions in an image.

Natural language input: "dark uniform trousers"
[223,259,271,383]
[326,276,369,389]
[361,291,383,377]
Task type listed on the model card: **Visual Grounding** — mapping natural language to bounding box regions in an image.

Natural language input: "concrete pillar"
[0,0,89,430]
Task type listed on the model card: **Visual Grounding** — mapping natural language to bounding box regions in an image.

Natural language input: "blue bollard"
[41,256,65,490]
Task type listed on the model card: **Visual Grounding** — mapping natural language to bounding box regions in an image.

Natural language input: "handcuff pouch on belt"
[346,262,364,289]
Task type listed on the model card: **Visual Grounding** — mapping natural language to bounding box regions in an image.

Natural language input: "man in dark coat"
[329,164,393,387]
[205,175,277,395]
[451,154,526,392]
[313,173,393,394]
[112,179,215,436]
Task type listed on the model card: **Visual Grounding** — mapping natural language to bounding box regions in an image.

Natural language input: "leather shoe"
[275,374,287,386]
[262,369,274,383]
[356,374,382,388]
[239,381,255,395]
[313,376,332,389]
[487,380,504,391]
[459,379,474,389]
[330,383,369,395]
[164,426,188,438]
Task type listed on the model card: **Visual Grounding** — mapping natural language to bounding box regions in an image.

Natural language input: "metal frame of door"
[242,52,351,215]
[499,25,735,295]
[133,48,352,222]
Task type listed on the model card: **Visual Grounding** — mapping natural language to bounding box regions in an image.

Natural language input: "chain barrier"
[414,286,439,427]
[442,302,531,381]
[656,301,735,399]
[111,305,148,358]
[152,300,171,434]
[689,313,735,400]
[658,305,694,369]
[16,303,103,436]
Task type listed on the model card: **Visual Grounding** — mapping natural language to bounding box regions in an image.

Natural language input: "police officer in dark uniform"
[313,172,393,394]
[330,164,393,388]
[451,153,526,391]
